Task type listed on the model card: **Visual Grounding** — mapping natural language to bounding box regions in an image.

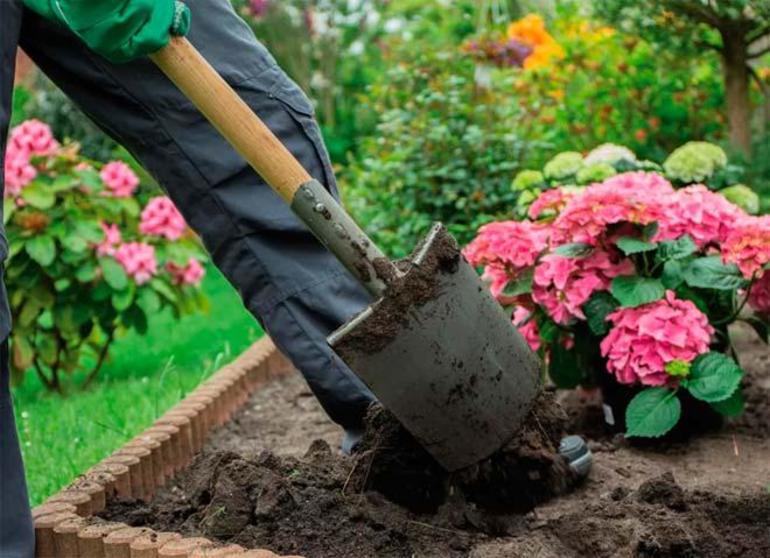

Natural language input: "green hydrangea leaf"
[617,236,657,255]
[583,291,618,336]
[683,256,747,290]
[625,388,681,438]
[548,343,585,389]
[656,235,697,262]
[553,242,594,258]
[502,268,533,297]
[711,390,745,417]
[684,352,743,403]
[611,276,665,308]
[661,260,685,289]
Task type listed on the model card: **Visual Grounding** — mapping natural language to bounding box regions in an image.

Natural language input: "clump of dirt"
[332,224,461,357]
[345,390,572,515]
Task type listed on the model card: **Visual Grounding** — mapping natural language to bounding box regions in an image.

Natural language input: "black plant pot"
[597,370,723,444]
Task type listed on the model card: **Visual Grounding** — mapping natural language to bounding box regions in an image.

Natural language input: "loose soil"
[102,325,770,557]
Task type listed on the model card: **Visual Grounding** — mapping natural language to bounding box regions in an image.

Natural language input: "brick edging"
[32,337,302,558]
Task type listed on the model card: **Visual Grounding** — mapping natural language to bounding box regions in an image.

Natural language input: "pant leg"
[0,2,35,556]
[19,0,376,430]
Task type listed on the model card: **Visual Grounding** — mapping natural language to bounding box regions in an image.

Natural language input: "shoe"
[341,428,364,455]
[559,435,593,478]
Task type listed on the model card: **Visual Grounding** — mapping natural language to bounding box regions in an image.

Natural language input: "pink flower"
[657,185,745,247]
[139,196,187,240]
[167,258,205,286]
[114,242,157,285]
[552,172,673,245]
[481,264,512,299]
[600,291,713,387]
[532,250,634,325]
[249,0,270,17]
[101,161,139,197]
[513,307,540,352]
[9,119,58,157]
[3,150,36,196]
[748,273,770,315]
[95,223,122,256]
[464,221,549,271]
[528,187,571,220]
[721,215,770,279]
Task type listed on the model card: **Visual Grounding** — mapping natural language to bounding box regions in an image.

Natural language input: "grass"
[11,265,262,505]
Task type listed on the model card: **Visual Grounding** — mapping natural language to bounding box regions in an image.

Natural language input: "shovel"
[150,38,542,472]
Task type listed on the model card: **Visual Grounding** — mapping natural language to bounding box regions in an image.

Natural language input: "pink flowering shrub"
[467,169,766,438]
[2,120,208,392]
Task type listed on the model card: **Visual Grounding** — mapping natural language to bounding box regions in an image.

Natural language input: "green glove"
[23,0,191,63]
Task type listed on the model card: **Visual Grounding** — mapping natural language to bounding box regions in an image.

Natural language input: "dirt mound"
[102,390,576,557]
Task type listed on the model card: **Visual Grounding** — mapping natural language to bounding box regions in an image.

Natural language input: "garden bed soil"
[102,325,770,557]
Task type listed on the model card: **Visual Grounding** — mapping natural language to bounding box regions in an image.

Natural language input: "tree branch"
[748,24,770,44]
[667,0,722,28]
[749,44,770,59]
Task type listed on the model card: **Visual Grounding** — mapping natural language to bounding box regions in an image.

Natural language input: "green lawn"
[11,265,262,505]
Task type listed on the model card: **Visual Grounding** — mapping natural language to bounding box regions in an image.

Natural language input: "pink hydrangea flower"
[3,150,37,196]
[600,291,714,387]
[114,242,157,285]
[748,273,770,315]
[464,221,549,270]
[167,258,205,286]
[721,215,770,279]
[101,161,139,197]
[532,250,634,325]
[552,172,673,245]
[139,196,187,240]
[9,119,59,156]
[95,222,122,256]
[481,264,512,299]
[657,185,745,247]
[513,307,540,352]
[528,187,571,220]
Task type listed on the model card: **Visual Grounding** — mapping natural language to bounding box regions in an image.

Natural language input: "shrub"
[465,170,769,438]
[3,120,208,392]
[344,50,548,256]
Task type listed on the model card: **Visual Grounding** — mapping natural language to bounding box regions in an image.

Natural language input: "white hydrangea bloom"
[584,143,637,166]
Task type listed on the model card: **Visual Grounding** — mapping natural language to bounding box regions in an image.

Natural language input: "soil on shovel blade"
[101,326,770,558]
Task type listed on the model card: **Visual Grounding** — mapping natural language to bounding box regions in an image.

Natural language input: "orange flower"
[507,14,564,70]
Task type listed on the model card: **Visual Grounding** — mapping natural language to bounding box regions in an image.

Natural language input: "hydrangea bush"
[512,141,758,219]
[3,120,208,392]
[466,169,769,438]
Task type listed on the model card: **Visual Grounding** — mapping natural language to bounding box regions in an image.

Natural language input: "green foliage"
[344,51,545,256]
[683,352,744,403]
[611,276,665,308]
[682,257,748,291]
[6,137,208,393]
[625,387,681,438]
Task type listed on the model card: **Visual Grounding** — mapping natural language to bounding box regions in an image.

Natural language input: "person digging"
[0,2,591,556]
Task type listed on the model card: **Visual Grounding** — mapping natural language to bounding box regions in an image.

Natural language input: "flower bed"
[82,328,770,557]
[466,143,769,439]
[31,337,305,558]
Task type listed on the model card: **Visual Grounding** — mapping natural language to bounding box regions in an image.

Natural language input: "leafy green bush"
[4,120,208,393]
[343,51,548,257]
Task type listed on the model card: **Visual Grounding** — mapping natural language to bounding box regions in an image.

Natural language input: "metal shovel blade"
[328,224,542,471]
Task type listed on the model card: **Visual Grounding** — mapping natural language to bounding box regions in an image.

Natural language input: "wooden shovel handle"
[149,37,311,203]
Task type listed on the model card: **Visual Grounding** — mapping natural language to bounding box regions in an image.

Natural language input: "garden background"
[8,0,770,504]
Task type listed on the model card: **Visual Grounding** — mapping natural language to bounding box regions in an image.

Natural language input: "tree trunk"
[721,29,752,156]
